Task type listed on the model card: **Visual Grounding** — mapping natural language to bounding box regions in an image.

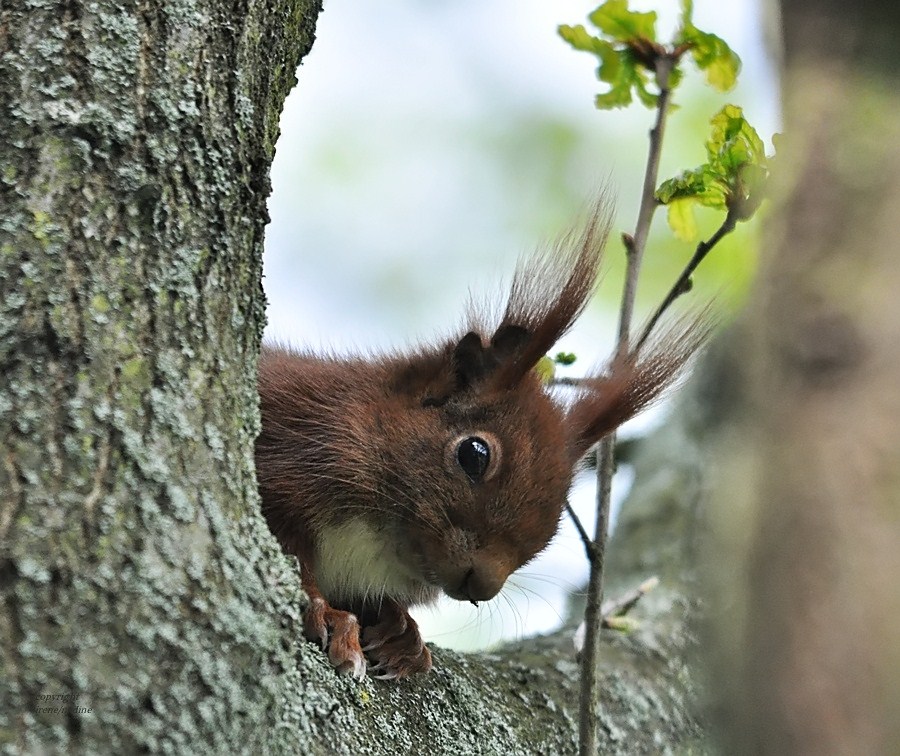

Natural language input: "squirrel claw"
[361,601,409,651]
[367,643,433,680]
[363,606,432,679]
[303,597,367,680]
[302,597,330,648]
[301,594,430,679]
[335,650,368,680]
[360,631,388,652]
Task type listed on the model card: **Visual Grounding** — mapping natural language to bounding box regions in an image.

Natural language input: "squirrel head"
[360,203,706,603]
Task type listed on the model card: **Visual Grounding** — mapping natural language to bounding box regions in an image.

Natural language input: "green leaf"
[708,104,744,151]
[594,44,643,109]
[708,105,766,173]
[596,87,632,109]
[633,75,658,108]
[703,47,740,91]
[658,105,771,231]
[666,197,699,241]
[558,24,606,55]
[535,356,556,383]
[676,19,741,91]
[561,2,697,111]
[594,38,622,82]
[657,166,726,208]
[589,0,657,42]
[560,25,640,110]
[554,351,578,366]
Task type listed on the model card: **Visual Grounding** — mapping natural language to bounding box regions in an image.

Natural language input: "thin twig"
[578,56,675,756]
[634,210,738,353]
[573,576,660,654]
[615,63,674,355]
[549,376,589,387]
[601,575,659,619]
[577,437,614,752]
[566,502,595,560]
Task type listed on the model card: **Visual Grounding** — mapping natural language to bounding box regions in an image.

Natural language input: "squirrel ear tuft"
[451,326,531,394]
[487,199,613,391]
[452,331,488,391]
[446,197,614,396]
[490,325,529,360]
[564,313,713,463]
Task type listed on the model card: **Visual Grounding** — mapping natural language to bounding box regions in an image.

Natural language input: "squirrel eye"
[456,436,491,481]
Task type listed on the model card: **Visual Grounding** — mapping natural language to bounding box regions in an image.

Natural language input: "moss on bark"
[0,0,320,750]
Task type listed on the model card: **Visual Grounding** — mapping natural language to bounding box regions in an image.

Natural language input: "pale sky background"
[264,0,779,650]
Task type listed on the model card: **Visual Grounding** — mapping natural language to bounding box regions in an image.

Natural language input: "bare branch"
[635,211,738,354]
[601,575,659,618]
[566,503,596,561]
[573,576,661,653]
[578,55,675,756]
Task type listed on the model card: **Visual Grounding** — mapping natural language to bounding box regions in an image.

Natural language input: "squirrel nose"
[462,562,507,602]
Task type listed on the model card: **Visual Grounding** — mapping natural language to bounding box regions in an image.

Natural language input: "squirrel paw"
[361,606,432,680]
[303,597,367,679]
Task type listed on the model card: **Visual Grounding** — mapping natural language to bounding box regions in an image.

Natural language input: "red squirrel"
[255,204,704,680]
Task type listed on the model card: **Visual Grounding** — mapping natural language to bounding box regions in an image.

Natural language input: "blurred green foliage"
[557,0,769,324]
[464,97,763,326]
[559,0,740,109]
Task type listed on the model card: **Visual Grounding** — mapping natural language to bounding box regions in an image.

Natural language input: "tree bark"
[0,1,320,751]
[705,1,900,753]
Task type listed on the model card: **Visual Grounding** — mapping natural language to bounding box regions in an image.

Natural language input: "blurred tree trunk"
[707,1,900,753]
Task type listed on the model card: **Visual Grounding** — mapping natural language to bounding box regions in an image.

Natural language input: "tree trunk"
[0,1,320,751]
[705,1,900,753]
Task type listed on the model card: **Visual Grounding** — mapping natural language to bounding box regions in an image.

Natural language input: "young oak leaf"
[707,104,766,169]
[665,198,698,242]
[560,0,738,113]
[677,28,739,91]
[558,25,652,109]
[588,0,657,43]
[557,22,608,55]
[559,1,666,111]
[657,105,770,240]
[675,0,740,92]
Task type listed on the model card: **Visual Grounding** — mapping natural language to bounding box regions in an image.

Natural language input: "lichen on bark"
[0,0,320,751]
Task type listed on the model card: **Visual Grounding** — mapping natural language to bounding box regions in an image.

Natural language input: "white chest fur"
[314,519,437,606]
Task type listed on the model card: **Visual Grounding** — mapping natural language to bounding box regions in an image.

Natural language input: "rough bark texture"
[0,1,713,753]
[0,0,320,751]
[705,1,900,753]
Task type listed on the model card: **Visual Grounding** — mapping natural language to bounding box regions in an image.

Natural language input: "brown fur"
[255,201,708,678]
